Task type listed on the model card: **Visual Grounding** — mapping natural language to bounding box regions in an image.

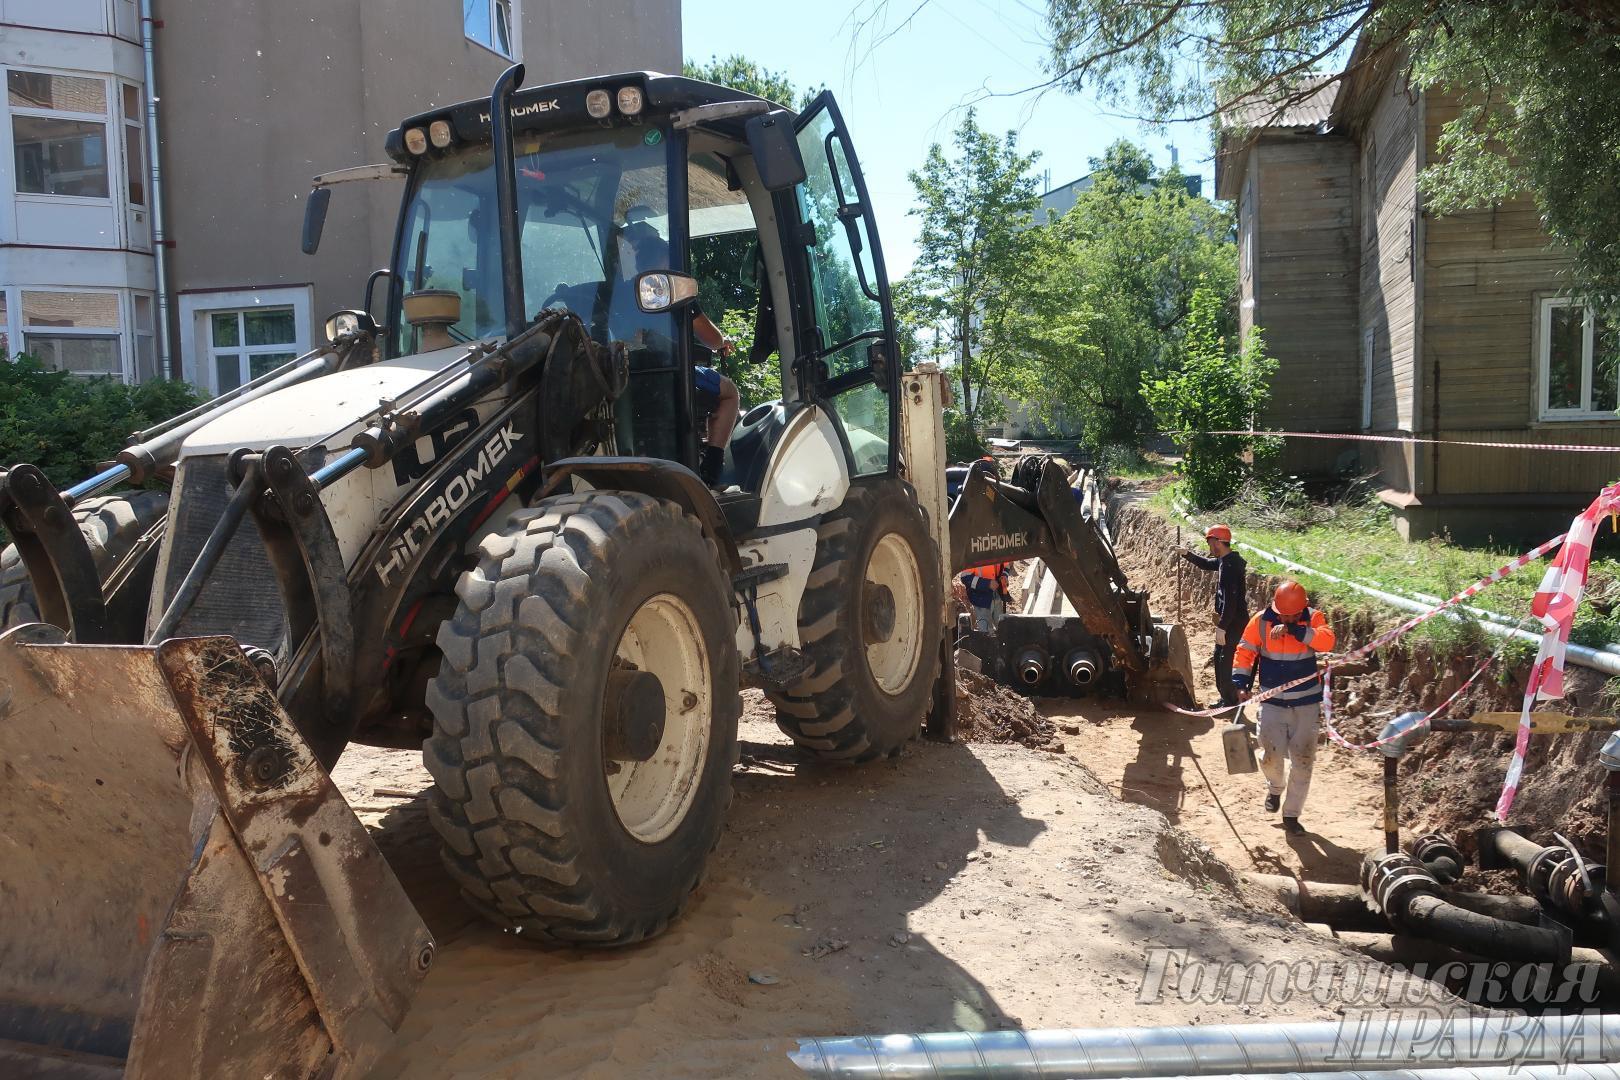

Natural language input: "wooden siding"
[1251,137,1359,455]
[1430,427,1620,496]
[1359,77,1419,433]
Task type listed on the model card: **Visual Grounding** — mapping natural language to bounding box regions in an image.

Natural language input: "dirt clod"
[956,668,1062,750]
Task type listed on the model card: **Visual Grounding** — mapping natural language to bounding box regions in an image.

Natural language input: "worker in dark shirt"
[1176,524,1249,707]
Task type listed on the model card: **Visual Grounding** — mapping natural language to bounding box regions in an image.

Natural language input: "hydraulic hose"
[789,1013,1620,1078]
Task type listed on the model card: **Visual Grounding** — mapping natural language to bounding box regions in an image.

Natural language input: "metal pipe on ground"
[1171,502,1620,678]
[789,1013,1620,1078]
[1247,874,1545,933]
[1364,853,1569,964]
[1097,1068,1620,1080]
[1332,930,1620,997]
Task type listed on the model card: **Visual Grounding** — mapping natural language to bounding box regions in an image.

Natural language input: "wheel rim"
[864,532,925,695]
[605,593,712,843]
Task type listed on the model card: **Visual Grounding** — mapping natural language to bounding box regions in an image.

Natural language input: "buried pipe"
[1364,853,1569,965]
[1408,834,1464,885]
[1172,502,1620,678]
[1248,874,1545,934]
[1016,646,1048,687]
[1482,829,1604,920]
[1066,648,1100,687]
[789,1013,1620,1078]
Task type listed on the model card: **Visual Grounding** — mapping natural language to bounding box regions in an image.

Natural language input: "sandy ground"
[333,692,1444,1080]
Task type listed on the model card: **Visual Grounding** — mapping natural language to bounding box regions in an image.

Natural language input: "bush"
[0,356,203,489]
[1142,282,1278,508]
[943,409,986,463]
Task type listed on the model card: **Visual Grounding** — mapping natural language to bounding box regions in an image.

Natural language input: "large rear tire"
[0,489,169,637]
[424,491,741,945]
[767,478,943,762]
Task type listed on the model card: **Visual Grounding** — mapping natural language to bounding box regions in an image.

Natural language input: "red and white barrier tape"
[1167,531,1566,721]
[1321,651,1497,752]
[1495,481,1620,820]
[1204,430,1620,454]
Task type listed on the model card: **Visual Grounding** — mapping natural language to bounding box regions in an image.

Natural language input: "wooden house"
[1216,45,1620,541]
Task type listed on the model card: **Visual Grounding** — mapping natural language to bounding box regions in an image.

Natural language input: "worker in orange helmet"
[1177,523,1249,708]
[1231,580,1335,836]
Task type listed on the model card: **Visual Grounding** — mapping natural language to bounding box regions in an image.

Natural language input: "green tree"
[906,109,1043,437]
[682,55,824,110]
[1042,1,1620,307]
[1003,140,1236,450]
[1142,282,1278,508]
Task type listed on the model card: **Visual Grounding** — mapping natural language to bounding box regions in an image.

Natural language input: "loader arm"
[948,457,1147,674]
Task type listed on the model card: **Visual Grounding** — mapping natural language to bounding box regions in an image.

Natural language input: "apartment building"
[1,0,680,388]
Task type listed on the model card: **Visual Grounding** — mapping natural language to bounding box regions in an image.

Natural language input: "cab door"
[791,93,900,477]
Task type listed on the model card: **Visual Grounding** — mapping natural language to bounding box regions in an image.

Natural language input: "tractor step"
[743,645,814,692]
[732,562,789,592]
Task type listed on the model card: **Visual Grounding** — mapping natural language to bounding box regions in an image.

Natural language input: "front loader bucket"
[0,627,431,1079]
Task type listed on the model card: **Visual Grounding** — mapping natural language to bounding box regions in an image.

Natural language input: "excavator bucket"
[0,627,432,1079]
[948,457,1196,706]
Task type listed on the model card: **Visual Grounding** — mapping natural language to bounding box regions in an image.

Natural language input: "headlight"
[616,86,644,116]
[428,120,453,148]
[586,89,612,119]
[403,127,428,155]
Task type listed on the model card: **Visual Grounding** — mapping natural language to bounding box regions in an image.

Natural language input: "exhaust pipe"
[1065,648,1100,686]
[789,1013,1620,1078]
[1015,646,1047,686]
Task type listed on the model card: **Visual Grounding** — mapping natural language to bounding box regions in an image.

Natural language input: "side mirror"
[745,110,806,192]
[635,271,700,313]
[301,187,332,255]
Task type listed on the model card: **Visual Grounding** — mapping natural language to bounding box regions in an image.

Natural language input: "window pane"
[211,312,240,347]
[1596,314,1620,415]
[795,109,885,353]
[22,290,118,328]
[133,294,153,332]
[214,354,243,392]
[125,122,145,205]
[249,352,296,379]
[8,71,107,114]
[494,0,513,55]
[1547,303,1584,411]
[25,334,121,376]
[830,380,890,475]
[243,308,295,346]
[463,0,491,47]
[122,84,140,122]
[134,333,157,382]
[12,116,109,197]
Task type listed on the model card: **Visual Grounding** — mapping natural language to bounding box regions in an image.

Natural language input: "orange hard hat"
[1204,524,1232,543]
[1273,580,1309,617]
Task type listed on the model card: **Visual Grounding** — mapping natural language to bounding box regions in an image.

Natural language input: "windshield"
[390,124,677,356]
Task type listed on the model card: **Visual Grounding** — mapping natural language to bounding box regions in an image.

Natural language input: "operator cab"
[372,71,901,517]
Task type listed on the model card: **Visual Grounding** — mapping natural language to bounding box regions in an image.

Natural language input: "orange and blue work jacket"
[1231,606,1336,706]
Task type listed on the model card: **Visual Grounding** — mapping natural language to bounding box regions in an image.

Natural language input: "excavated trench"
[1096,492,1620,1008]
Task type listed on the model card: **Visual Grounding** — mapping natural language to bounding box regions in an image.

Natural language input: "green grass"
[1156,480,1620,655]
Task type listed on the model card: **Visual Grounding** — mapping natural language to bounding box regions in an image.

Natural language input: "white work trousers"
[1258,701,1320,818]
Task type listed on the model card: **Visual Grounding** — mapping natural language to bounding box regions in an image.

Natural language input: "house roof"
[1213,74,1342,199]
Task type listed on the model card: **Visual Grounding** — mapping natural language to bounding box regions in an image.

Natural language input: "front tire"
[424,491,740,945]
[768,478,943,762]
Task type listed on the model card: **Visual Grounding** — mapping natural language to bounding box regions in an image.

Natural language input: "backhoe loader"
[0,65,946,1078]
[0,64,1191,1079]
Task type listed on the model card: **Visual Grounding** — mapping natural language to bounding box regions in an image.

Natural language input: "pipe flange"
[1408,831,1464,884]
[1364,852,1439,917]
[1527,845,1573,905]
[1546,854,1604,916]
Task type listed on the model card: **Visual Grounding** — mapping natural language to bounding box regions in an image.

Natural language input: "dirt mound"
[955,668,1063,751]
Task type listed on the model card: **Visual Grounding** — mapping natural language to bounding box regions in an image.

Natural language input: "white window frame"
[7,67,114,205]
[119,80,146,209]
[17,286,128,380]
[1536,296,1617,422]
[178,286,313,395]
[463,0,520,59]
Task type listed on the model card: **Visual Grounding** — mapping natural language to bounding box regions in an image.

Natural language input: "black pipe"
[1400,894,1569,963]
[1608,772,1620,896]
[489,63,527,342]
[1489,827,1547,874]
[1408,832,1464,884]
[1382,757,1400,855]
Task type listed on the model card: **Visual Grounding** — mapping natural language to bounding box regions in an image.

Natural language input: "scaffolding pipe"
[1172,503,1620,677]
[790,1014,1620,1078]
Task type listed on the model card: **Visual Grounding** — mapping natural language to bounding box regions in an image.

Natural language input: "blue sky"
[682,0,1214,276]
